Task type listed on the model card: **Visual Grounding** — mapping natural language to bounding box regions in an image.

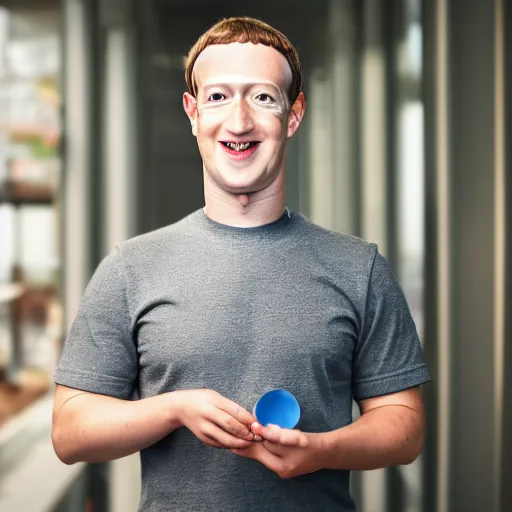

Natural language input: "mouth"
[220,141,260,160]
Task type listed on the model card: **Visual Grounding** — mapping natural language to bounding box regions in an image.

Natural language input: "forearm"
[52,391,183,464]
[318,405,425,471]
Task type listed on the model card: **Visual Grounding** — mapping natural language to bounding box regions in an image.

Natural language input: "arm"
[233,387,425,478]
[319,386,425,470]
[52,384,182,464]
[52,384,256,465]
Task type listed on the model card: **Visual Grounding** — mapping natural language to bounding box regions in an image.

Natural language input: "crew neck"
[188,206,299,242]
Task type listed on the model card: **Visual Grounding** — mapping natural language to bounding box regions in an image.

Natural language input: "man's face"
[183,42,305,196]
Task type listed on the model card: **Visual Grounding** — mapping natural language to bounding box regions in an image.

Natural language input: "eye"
[255,93,275,104]
[208,92,225,102]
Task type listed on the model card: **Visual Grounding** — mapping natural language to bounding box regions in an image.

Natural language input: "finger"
[252,423,306,447]
[208,409,254,441]
[230,445,255,458]
[262,440,287,456]
[201,434,224,449]
[202,424,254,449]
[217,398,255,427]
[231,443,283,473]
[251,422,283,442]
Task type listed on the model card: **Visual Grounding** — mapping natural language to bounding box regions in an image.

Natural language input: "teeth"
[227,142,251,151]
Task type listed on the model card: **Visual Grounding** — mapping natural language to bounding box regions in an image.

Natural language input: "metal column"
[423,0,510,510]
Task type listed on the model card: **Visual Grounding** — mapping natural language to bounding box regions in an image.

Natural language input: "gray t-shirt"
[54,207,430,512]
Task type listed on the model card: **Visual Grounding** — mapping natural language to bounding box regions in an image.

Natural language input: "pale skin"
[182,42,305,226]
[52,42,426,477]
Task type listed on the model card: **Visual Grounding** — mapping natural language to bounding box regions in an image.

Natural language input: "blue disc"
[254,389,301,429]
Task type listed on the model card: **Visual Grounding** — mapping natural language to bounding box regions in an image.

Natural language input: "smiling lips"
[220,141,260,160]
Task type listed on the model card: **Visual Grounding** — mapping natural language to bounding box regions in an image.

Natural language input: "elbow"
[399,428,425,466]
[399,446,422,466]
[52,434,75,465]
[52,423,80,465]
[55,452,78,466]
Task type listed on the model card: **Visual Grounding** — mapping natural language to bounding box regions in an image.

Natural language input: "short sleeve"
[352,250,431,401]
[54,246,138,399]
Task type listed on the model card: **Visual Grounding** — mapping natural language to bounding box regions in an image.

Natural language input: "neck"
[203,171,287,227]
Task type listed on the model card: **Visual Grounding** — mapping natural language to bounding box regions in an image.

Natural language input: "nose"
[225,98,255,135]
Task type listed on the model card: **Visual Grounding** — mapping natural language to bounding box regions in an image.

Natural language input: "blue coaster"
[253,389,301,429]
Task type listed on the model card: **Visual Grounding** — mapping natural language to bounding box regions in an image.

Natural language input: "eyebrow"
[201,82,283,93]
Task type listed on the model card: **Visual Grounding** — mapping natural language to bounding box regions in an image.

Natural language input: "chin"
[215,171,269,194]
[222,182,263,195]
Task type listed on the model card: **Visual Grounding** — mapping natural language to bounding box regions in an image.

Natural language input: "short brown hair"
[185,17,302,103]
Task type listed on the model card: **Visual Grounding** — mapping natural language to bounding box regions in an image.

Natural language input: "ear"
[183,92,198,136]
[287,92,306,139]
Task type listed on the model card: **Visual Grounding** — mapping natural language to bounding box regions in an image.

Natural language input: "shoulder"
[88,211,201,286]
[112,209,200,268]
[294,213,378,271]
[121,211,196,252]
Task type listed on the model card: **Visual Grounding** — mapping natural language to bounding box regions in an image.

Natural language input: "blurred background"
[0,0,510,511]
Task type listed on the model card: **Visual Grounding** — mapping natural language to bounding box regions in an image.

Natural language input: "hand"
[230,422,325,479]
[173,389,256,449]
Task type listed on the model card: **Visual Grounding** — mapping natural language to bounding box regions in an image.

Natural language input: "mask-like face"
[183,42,305,197]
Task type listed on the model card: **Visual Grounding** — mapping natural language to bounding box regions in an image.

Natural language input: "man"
[52,17,430,511]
